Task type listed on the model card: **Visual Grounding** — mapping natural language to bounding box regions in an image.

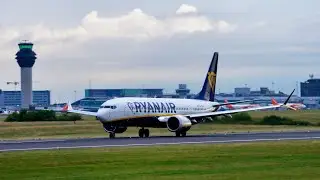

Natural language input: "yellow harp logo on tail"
[207,72,216,93]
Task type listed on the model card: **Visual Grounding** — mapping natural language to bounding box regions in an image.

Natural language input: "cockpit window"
[100,105,117,109]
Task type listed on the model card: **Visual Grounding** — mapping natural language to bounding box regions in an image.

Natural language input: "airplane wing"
[213,100,253,107]
[187,104,281,118]
[187,89,295,119]
[62,102,98,116]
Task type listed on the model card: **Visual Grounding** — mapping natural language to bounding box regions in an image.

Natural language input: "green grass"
[0,140,319,180]
[248,110,320,124]
[0,115,6,121]
[0,121,319,140]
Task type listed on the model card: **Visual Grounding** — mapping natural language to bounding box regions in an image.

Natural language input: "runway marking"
[0,139,68,144]
[0,130,318,144]
[1,136,320,152]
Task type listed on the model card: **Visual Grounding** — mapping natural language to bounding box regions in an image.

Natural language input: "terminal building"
[72,88,164,111]
[73,85,193,111]
[300,75,320,97]
[85,88,163,98]
[175,84,191,98]
[0,90,51,107]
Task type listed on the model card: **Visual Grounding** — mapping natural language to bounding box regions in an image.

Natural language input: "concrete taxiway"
[1,131,320,152]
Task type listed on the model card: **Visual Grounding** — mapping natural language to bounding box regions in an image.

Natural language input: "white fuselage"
[286,103,306,109]
[0,110,10,115]
[269,103,306,110]
[96,97,219,123]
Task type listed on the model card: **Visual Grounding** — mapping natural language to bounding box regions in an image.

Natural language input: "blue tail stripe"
[194,52,218,101]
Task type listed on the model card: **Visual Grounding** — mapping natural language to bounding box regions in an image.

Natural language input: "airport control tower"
[15,41,37,109]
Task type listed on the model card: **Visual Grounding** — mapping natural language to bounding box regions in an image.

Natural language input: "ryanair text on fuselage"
[127,101,176,113]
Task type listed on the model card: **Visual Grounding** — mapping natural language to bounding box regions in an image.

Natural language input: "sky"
[1,0,320,102]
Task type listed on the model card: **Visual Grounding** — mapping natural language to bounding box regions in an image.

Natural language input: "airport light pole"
[74,90,77,102]
[6,81,19,91]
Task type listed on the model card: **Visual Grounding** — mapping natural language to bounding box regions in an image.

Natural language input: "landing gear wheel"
[109,132,115,138]
[138,129,150,138]
[139,129,144,138]
[175,131,186,137]
[144,129,150,138]
[175,132,181,137]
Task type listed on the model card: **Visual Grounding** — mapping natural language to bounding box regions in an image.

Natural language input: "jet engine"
[166,115,192,132]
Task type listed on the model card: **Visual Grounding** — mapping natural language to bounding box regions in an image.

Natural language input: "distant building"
[72,97,108,112]
[85,88,163,98]
[301,78,320,97]
[175,84,190,98]
[2,91,21,106]
[260,87,270,95]
[0,90,50,107]
[234,87,250,97]
[0,90,4,107]
[32,91,51,106]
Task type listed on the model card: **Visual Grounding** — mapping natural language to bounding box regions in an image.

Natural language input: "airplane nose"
[96,109,103,121]
[96,108,108,121]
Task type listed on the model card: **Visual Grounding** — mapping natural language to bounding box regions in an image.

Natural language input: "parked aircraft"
[64,52,295,138]
[224,99,260,110]
[0,109,11,115]
[271,98,306,110]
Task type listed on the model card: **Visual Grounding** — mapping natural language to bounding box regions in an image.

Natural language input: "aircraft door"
[124,102,135,117]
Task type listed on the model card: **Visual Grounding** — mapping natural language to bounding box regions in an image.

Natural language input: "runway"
[1,131,320,152]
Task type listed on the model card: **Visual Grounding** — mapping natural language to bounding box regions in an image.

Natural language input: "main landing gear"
[109,132,116,138]
[175,131,187,137]
[138,128,150,138]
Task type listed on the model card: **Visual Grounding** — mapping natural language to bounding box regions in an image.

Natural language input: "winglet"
[62,103,68,112]
[281,89,297,111]
[271,98,278,105]
[283,89,295,105]
[67,101,74,111]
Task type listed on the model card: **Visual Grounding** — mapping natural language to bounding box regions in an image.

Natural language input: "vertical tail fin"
[62,102,73,112]
[271,98,278,105]
[195,52,219,101]
[224,99,234,109]
[62,103,68,112]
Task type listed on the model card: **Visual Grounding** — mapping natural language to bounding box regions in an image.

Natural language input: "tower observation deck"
[15,41,37,109]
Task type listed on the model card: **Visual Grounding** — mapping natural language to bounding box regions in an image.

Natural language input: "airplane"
[63,52,295,138]
[223,99,260,110]
[0,109,10,115]
[270,98,306,110]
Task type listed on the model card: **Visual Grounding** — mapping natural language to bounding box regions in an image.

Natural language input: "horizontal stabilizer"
[62,102,98,116]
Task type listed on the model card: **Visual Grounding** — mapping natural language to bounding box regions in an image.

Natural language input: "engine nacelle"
[166,115,192,132]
